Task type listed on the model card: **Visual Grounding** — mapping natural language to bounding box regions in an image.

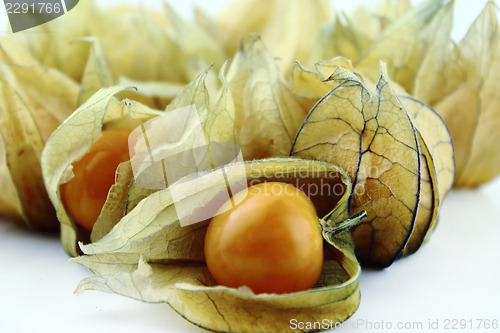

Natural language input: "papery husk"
[227,35,307,160]
[73,158,363,333]
[3,0,223,109]
[291,64,454,266]
[0,59,78,230]
[218,0,331,73]
[41,86,156,255]
[41,61,232,255]
[431,2,500,187]
[0,11,184,229]
[315,0,500,187]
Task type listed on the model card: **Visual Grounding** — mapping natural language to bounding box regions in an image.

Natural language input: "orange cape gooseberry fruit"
[60,128,132,231]
[204,182,324,294]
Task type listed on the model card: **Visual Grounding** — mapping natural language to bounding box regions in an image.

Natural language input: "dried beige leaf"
[402,135,437,256]
[3,1,197,89]
[74,33,181,111]
[90,162,133,243]
[3,64,78,141]
[399,95,454,253]
[165,65,211,120]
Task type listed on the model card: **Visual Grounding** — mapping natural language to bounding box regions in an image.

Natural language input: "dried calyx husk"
[41,41,308,256]
[0,0,195,229]
[3,0,217,83]
[72,157,364,333]
[45,39,455,333]
[291,63,455,267]
[42,59,366,331]
[226,35,307,160]
[0,41,168,230]
[0,44,162,231]
[0,51,78,230]
[5,0,239,230]
[309,0,412,66]
[41,59,235,256]
[2,0,226,109]
[313,0,500,187]
[215,0,331,73]
[41,30,316,254]
[40,86,154,254]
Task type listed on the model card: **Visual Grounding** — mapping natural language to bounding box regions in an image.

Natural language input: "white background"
[1,1,499,333]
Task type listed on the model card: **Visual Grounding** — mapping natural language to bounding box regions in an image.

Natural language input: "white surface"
[1,1,499,333]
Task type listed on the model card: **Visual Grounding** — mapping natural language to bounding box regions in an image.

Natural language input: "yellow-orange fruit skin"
[204,182,324,294]
[61,128,132,231]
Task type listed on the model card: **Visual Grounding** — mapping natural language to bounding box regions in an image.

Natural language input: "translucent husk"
[72,157,364,333]
[0,55,78,230]
[291,63,455,267]
[311,0,500,187]
[39,54,366,331]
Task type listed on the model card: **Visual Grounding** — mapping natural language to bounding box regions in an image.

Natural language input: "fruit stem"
[320,210,367,245]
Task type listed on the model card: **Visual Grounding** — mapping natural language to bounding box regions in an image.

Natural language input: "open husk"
[73,158,363,333]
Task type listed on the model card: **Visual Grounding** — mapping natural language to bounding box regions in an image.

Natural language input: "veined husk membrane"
[291,63,454,267]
